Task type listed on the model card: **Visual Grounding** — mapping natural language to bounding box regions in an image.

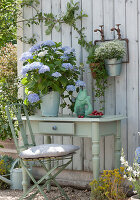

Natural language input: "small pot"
[131,195,140,200]
[90,63,100,79]
[105,58,122,76]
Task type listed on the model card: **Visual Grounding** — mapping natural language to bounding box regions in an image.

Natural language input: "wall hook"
[111,24,122,39]
[94,25,104,41]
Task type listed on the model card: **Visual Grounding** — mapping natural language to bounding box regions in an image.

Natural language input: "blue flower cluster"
[42,40,55,47]
[60,54,69,61]
[51,72,62,78]
[20,52,33,61]
[62,63,73,70]
[22,62,43,76]
[28,93,40,103]
[66,85,76,92]
[29,40,56,53]
[39,65,50,74]
[76,80,86,87]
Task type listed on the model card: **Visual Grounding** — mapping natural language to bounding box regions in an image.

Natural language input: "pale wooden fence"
[17,0,140,174]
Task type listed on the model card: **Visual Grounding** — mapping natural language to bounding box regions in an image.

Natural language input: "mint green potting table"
[22,115,125,188]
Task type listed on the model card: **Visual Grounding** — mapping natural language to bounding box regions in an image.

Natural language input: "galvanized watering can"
[0,158,31,190]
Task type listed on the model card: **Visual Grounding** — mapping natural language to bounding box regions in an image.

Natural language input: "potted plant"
[94,40,126,76]
[20,40,84,116]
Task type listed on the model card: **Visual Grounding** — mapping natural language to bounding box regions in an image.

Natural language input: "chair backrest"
[5,103,36,154]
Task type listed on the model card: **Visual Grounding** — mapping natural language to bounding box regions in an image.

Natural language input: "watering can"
[0,158,31,190]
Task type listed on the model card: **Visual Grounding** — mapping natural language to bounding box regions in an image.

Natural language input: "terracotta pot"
[90,63,100,79]
[131,195,140,200]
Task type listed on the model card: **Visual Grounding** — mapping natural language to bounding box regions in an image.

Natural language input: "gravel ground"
[0,187,91,200]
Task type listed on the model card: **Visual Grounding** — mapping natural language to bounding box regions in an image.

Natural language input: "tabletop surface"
[22,115,126,122]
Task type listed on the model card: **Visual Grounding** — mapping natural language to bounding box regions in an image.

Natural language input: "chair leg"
[20,157,72,200]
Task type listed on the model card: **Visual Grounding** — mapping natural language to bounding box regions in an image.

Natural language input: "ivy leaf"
[45,28,52,35]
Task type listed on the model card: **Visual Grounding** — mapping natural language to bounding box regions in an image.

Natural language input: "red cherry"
[78,115,81,118]
[81,116,84,118]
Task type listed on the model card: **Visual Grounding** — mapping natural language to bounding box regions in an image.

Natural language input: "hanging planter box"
[105,58,122,76]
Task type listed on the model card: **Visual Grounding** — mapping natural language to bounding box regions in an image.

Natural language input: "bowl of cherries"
[87,110,104,118]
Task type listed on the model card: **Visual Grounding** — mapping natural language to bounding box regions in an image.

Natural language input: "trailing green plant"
[87,46,108,108]
[89,167,131,200]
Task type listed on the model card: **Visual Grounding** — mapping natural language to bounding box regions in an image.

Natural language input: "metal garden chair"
[5,103,80,200]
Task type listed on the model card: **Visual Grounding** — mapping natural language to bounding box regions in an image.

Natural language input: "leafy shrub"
[0,43,19,140]
[89,168,129,200]
[0,155,14,189]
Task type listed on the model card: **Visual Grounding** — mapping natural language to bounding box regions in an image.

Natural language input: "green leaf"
[21,77,28,85]
[55,24,61,32]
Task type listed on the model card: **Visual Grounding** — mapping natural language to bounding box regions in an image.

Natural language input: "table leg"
[22,161,28,193]
[92,123,100,180]
[44,136,51,192]
[114,120,121,169]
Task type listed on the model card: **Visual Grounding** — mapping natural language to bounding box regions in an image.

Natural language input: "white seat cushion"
[19,144,80,159]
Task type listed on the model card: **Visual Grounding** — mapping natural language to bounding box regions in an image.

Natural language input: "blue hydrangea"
[39,65,50,74]
[60,54,69,61]
[30,62,43,70]
[52,72,62,78]
[61,46,71,51]
[42,40,56,47]
[28,93,40,103]
[62,46,75,55]
[66,85,76,92]
[76,80,86,87]
[19,52,33,61]
[21,62,43,76]
[21,64,30,76]
[29,42,42,52]
[135,147,140,164]
[62,63,74,70]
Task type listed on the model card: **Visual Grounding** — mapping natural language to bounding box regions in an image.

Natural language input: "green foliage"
[0,0,18,48]
[0,155,14,189]
[0,43,19,140]
[89,168,128,200]
[87,46,108,107]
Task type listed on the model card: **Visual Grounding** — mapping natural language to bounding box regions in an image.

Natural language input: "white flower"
[128,177,133,182]
[123,175,127,179]
[127,166,133,171]
[55,51,63,55]
[120,156,125,163]
[133,170,137,177]
[38,50,48,57]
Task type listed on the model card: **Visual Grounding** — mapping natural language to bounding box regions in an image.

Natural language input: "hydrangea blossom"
[62,63,73,70]
[41,40,55,47]
[62,46,75,55]
[20,52,33,61]
[21,62,43,76]
[39,65,50,74]
[28,93,40,103]
[76,80,86,87]
[66,85,76,92]
[60,54,69,61]
[29,42,42,53]
[52,72,62,77]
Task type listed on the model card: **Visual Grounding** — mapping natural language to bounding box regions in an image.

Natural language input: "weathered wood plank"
[92,0,105,171]
[126,0,139,164]
[103,0,115,170]
[114,0,128,158]
[82,0,93,171]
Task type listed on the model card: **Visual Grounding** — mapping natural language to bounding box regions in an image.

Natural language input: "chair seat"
[19,144,80,159]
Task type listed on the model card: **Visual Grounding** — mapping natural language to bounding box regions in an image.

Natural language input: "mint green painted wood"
[114,121,121,168]
[23,115,126,180]
[6,104,74,200]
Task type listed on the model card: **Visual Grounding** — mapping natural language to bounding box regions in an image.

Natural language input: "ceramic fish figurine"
[74,89,93,117]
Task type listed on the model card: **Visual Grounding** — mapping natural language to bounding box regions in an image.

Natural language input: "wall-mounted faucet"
[111,24,122,39]
[94,25,104,41]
